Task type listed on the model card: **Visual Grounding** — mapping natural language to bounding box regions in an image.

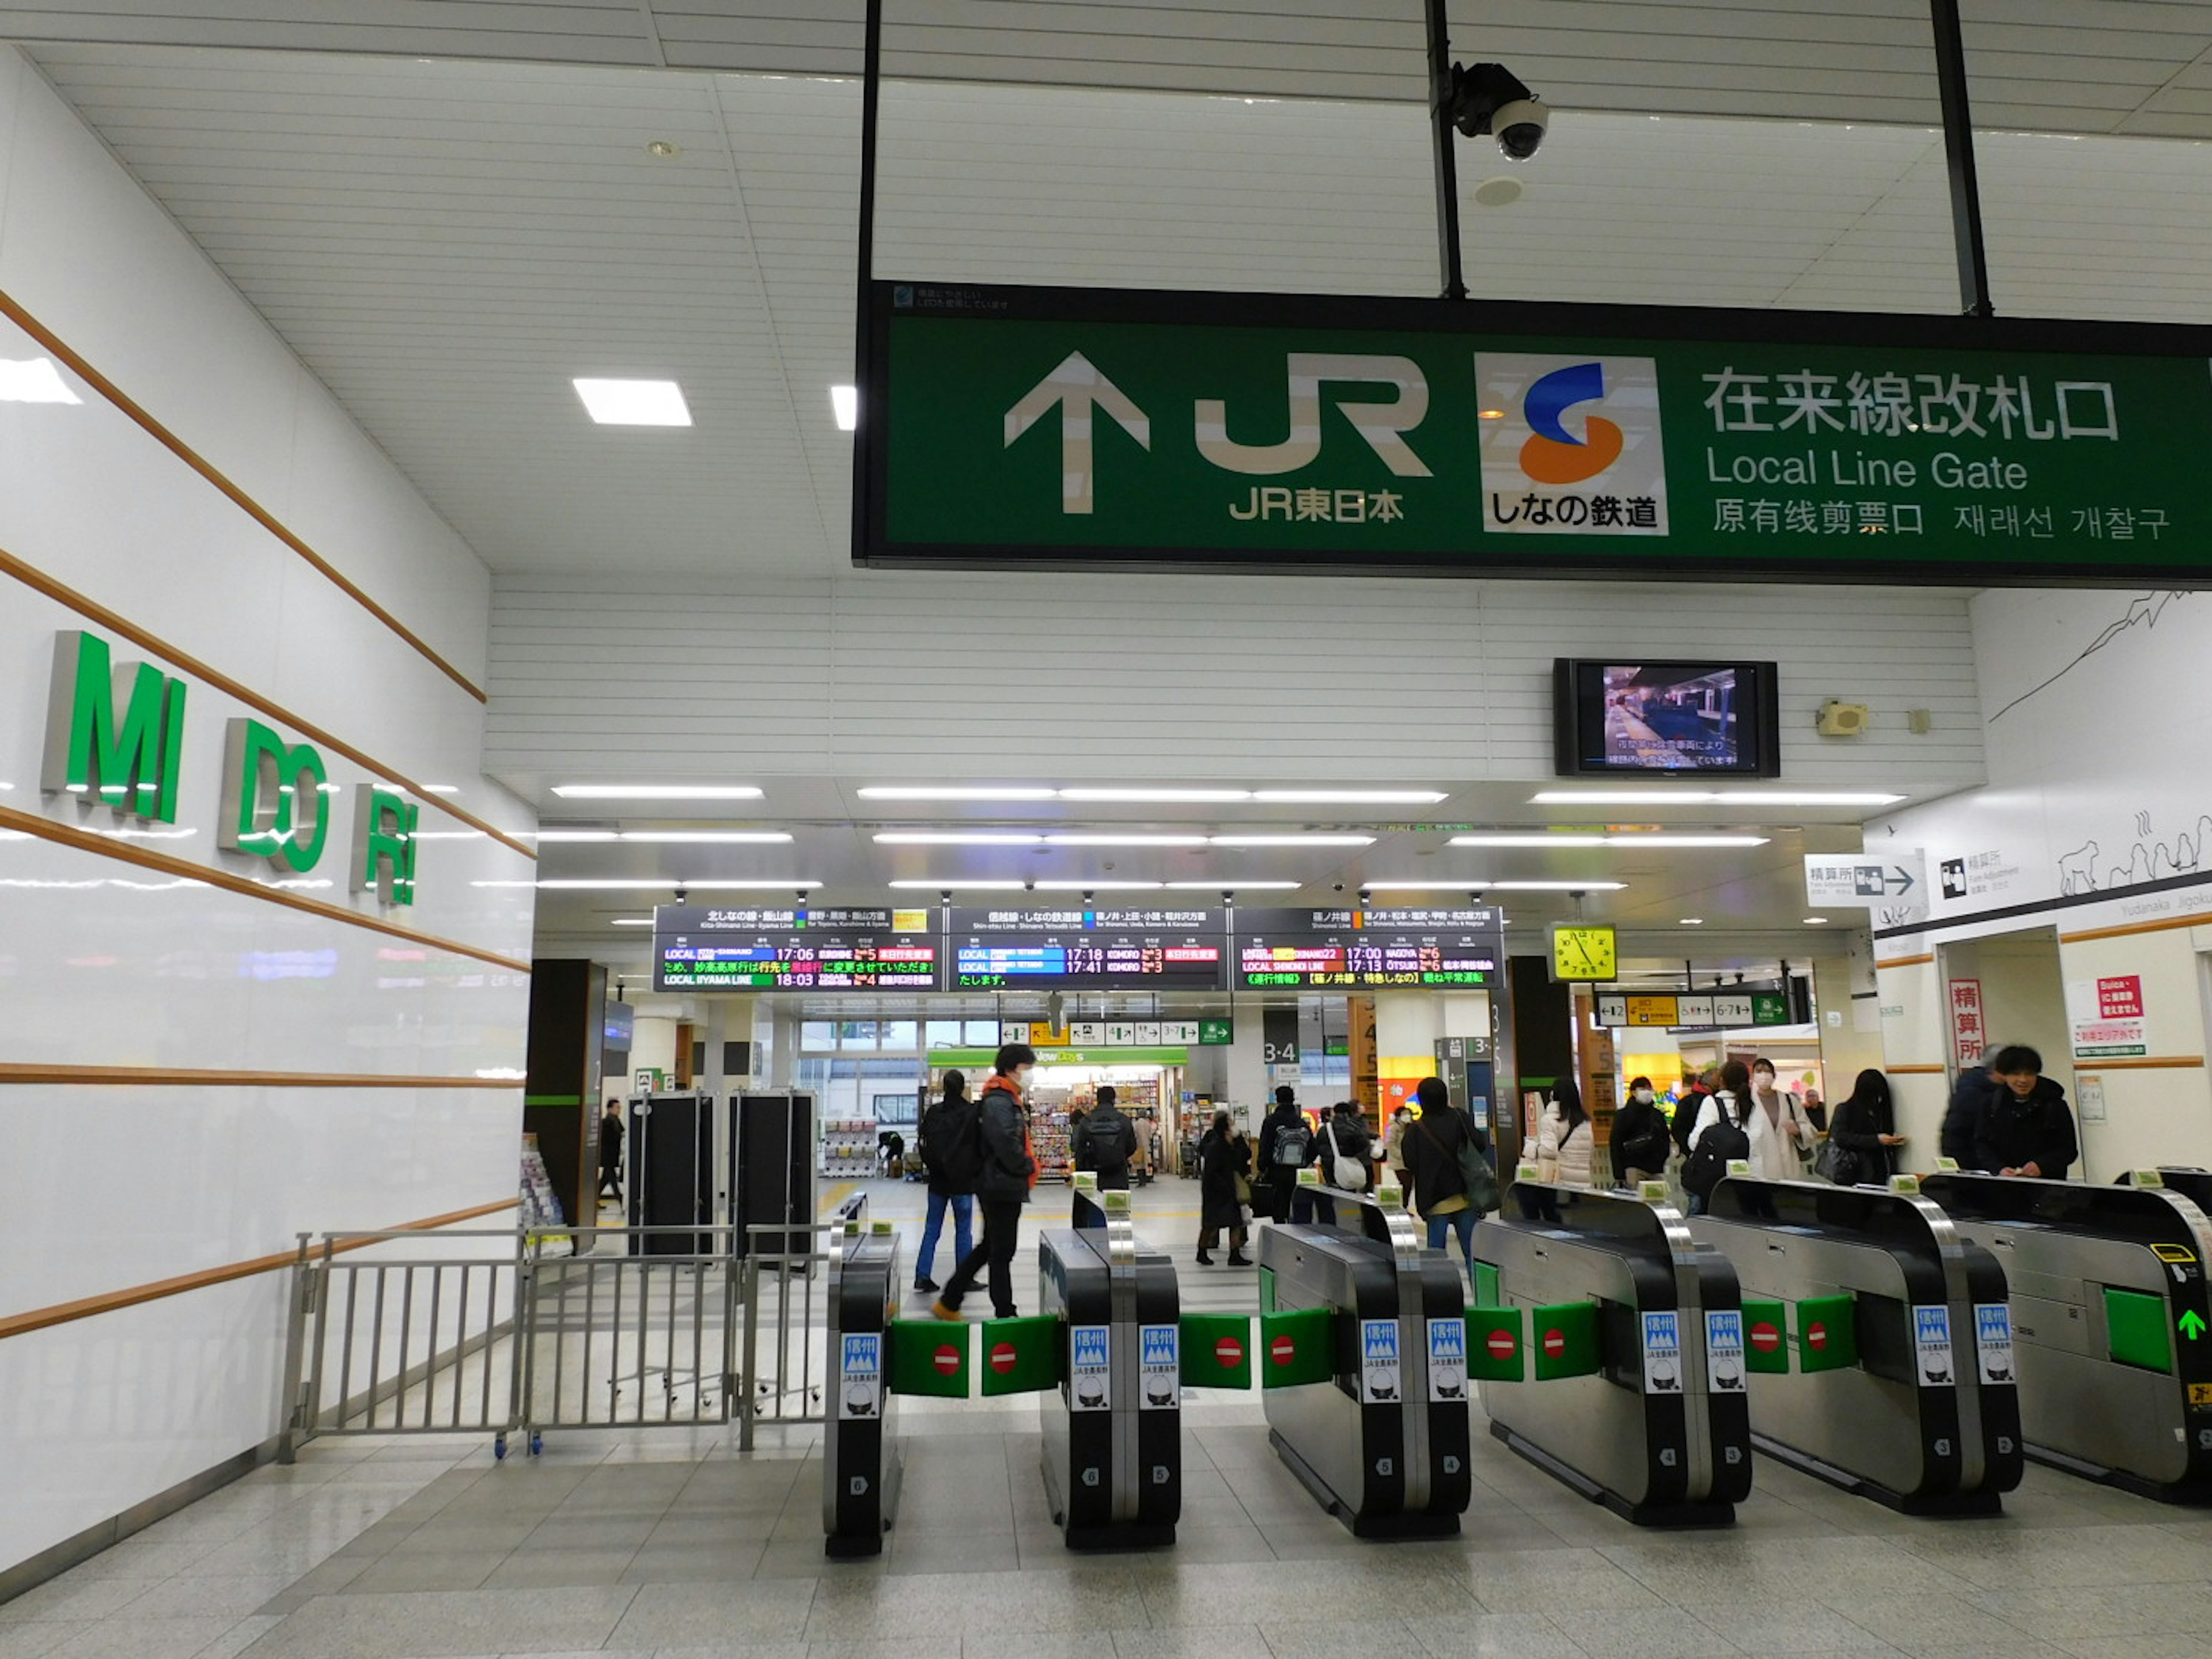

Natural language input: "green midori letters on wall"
[41,630,187,821]
[353,785,419,906]
[218,717,330,874]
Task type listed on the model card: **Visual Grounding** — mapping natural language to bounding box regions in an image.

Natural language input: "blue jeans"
[915,1191,972,1284]
[1426,1207,1476,1267]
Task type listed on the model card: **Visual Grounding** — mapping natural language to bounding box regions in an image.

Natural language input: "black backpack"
[1682,1118,1751,1202]
[922,1094,986,1193]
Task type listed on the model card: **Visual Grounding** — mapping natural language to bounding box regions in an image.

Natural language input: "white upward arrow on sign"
[1004,351,1150,515]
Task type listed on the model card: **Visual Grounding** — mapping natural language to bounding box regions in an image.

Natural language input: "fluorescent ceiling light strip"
[1361,880,1627,892]
[1032,880,1163,891]
[857,785,1444,805]
[1164,880,1301,891]
[831,384,858,430]
[535,830,620,843]
[874,832,1044,846]
[1529,789,1902,806]
[1045,834,1209,847]
[1447,834,1767,848]
[530,879,820,891]
[611,918,656,926]
[620,831,792,844]
[573,377,692,426]
[888,879,1029,890]
[552,785,763,800]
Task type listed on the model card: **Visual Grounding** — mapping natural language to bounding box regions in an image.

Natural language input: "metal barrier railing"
[279,1198,866,1461]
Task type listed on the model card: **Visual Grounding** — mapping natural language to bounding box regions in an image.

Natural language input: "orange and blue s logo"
[1518,361,1624,485]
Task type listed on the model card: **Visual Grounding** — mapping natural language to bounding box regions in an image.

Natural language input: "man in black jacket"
[1671,1069,1717,1157]
[1974,1044,2079,1180]
[1256,1086,1312,1224]
[933,1044,1037,1321]
[1942,1056,1997,1168]
[1071,1086,1138,1190]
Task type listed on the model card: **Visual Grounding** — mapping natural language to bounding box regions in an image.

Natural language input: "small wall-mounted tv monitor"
[1554,659,1781,778]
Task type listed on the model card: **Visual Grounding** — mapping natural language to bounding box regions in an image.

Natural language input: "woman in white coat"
[1691,1059,1806,1183]
[1537,1078,1594,1186]
[1747,1055,1817,1180]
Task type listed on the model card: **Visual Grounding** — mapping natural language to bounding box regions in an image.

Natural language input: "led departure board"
[653,906,942,993]
[949,907,1229,991]
[1233,907,1504,991]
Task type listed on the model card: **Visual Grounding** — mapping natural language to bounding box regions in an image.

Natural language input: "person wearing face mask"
[1612,1076,1673,1188]
[932,1044,1039,1321]
[1747,1056,1817,1180]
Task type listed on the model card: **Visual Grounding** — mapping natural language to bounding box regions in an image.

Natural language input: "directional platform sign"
[858,281,2212,586]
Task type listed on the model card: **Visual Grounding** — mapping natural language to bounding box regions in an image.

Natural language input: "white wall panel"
[487,570,1986,789]
[0,62,525,1582]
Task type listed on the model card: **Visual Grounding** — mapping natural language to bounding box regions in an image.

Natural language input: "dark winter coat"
[1942,1070,1995,1166]
[1317,1111,1372,1190]
[1825,1088,1899,1184]
[1257,1103,1312,1173]
[1611,1098,1673,1176]
[1401,1105,1490,1217]
[1198,1129,1249,1230]
[598,1112,624,1171]
[1974,1078,2079,1180]
[1071,1101,1138,1188]
[1671,1088,1711,1154]
[974,1078,1036,1204]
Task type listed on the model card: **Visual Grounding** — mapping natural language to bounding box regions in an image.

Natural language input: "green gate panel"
[886,1320,971,1397]
[979,1315,1062,1395]
[1465,1305,1524,1382]
[1258,1265,1278,1315]
[1472,1261,1501,1309]
[1180,1313,1253,1389]
[2105,1286,2175,1373]
[1532,1301,1602,1380]
[1740,1298,1791,1374]
[1794,1294,1859,1372]
[1259,1306,1335,1388]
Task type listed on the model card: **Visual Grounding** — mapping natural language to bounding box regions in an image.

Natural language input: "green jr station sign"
[41,629,422,904]
[857,283,2212,583]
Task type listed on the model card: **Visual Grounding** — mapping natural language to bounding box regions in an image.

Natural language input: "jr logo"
[1476,351,1669,535]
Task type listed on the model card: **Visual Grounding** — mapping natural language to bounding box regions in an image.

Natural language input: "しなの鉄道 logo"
[1477,354,1668,536]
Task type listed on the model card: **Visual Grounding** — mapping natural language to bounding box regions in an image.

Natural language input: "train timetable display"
[949,907,1229,991]
[653,906,941,992]
[1234,907,1505,990]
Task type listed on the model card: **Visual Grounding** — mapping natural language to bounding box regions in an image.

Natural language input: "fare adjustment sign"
[859,283,2212,583]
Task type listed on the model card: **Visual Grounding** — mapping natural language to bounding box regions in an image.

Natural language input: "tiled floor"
[9,1179,2212,1659]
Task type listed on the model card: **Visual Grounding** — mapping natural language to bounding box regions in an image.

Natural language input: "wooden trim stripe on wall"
[1877,953,1936,969]
[0,802,532,976]
[0,1066,523,1088]
[2084,1055,2206,1071]
[1887,1063,1947,1074]
[2062,912,2212,945]
[0,289,487,705]
[0,548,531,861]
[0,1198,521,1342]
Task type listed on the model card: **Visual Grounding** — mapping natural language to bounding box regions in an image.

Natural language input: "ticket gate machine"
[1037,1212,1182,1549]
[1475,1181,1753,1526]
[1690,1176,2022,1514]
[1257,1198,1474,1538]
[1922,1171,2212,1502]
[823,1225,903,1556]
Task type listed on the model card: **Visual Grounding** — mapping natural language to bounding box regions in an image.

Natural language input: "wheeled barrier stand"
[1691,1173,2022,1514]
[823,1222,904,1556]
[1256,1179,1473,1538]
[1923,1168,2212,1503]
[1474,1170,1753,1527]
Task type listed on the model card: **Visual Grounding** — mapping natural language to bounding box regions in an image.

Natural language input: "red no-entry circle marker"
[1270,1335,1297,1366]
[989,1342,1017,1375]
[1215,1337,1244,1369]
[1486,1330,1517,1361]
[1808,1323,1829,1352]
[1542,1328,1566,1360]
[932,1344,961,1376]
[1749,1323,1782,1353]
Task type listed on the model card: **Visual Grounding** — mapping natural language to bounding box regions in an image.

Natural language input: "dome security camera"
[673,883,689,903]
[1447,62,1548,161]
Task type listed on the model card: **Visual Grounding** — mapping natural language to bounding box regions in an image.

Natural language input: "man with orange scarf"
[932,1044,1037,1321]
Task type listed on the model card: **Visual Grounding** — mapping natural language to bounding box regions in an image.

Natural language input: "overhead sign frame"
[855,280,2212,586]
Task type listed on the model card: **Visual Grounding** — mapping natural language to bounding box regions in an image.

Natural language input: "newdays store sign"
[40,628,421,904]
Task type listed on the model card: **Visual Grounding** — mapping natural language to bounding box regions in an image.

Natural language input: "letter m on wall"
[41,630,187,822]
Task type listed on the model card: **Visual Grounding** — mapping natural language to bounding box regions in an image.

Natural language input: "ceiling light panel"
[573,377,692,426]
[532,878,820,890]
[551,785,763,800]
[831,384,858,430]
[1447,833,1768,848]
[1530,790,1903,806]
[858,786,1059,802]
